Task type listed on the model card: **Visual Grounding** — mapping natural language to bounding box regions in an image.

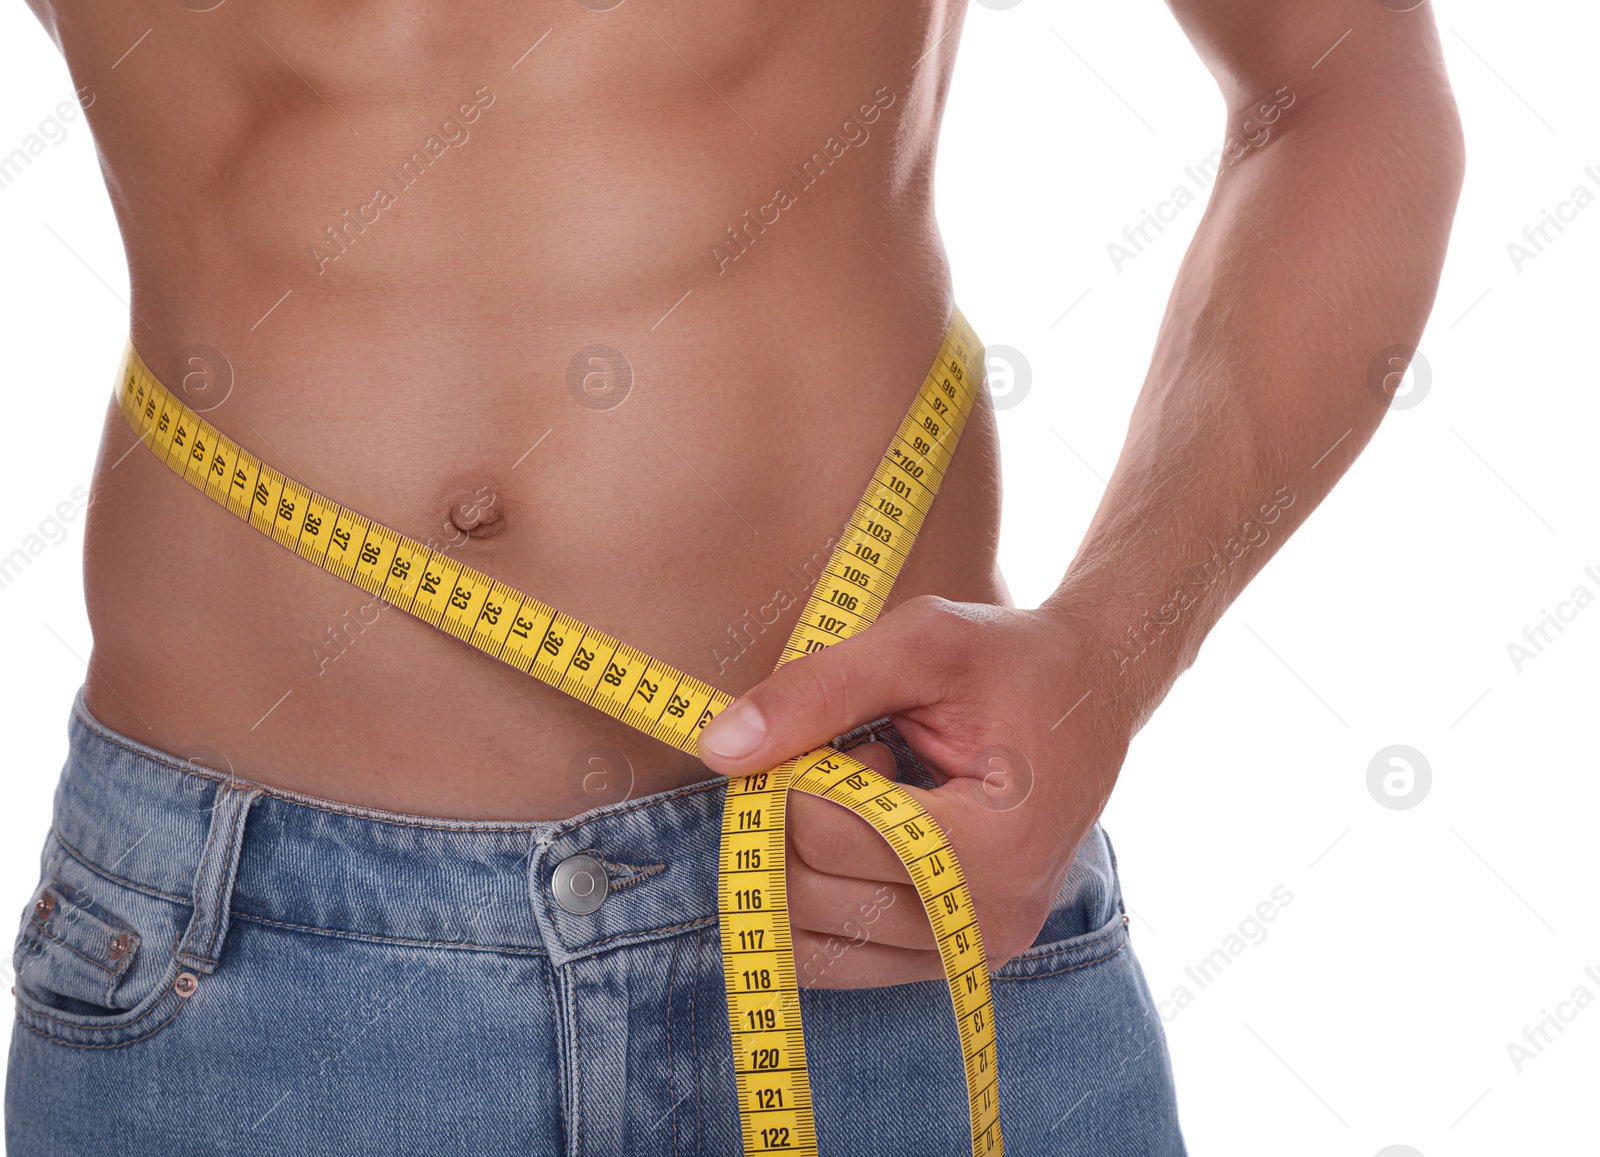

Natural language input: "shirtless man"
[8,0,1462,1153]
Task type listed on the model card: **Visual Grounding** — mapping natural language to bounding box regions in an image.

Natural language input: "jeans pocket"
[11,836,195,1049]
[992,907,1129,981]
[993,824,1130,982]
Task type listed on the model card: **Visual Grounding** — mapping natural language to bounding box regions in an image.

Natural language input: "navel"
[446,485,506,541]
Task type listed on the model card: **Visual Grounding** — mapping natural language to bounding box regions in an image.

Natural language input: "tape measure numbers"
[115,309,1002,1156]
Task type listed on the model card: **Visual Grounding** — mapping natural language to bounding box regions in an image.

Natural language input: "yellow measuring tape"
[115,309,1002,1156]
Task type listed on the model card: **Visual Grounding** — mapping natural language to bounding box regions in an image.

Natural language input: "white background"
[1,2,1595,1153]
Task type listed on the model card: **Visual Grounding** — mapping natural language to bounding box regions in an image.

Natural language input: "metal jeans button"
[551,854,609,915]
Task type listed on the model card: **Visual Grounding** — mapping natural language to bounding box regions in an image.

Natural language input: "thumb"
[697,600,948,775]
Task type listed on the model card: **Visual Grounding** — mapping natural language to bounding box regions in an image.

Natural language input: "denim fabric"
[6,693,1185,1156]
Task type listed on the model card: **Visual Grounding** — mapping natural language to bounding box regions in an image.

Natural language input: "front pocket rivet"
[108,933,133,961]
[33,892,55,920]
[174,971,199,998]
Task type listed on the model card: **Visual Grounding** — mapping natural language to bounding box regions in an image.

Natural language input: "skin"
[31,0,1463,988]
[698,1,1465,987]
[40,0,1004,818]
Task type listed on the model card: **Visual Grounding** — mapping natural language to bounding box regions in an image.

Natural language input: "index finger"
[786,790,914,885]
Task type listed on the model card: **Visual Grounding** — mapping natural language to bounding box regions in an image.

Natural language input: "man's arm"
[697,0,1465,987]
[1054,0,1464,730]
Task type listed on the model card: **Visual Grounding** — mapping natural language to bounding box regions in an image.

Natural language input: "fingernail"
[701,700,766,761]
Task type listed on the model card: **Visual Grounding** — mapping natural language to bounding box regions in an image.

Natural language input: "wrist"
[1036,579,1194,739]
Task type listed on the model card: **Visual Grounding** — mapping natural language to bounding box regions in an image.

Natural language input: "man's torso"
[34,0,1006,818]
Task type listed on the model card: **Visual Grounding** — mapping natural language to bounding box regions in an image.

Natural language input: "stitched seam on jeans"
[536,958,569,1156]
[563,848,667,892]
[606,861,666,891]
[197,787,240,966]
[553,779,725,839]
[167,939,219,968]
[200,787,247,962]
[691,927,704,1157]
[176,783,227,964]
[229,910,548,955]
[1006,921,1124,964]
[992,940,1128,982]
[15,1000,185,1050]
[50,831,190,904]
[183,790,228,963]
[244,794,538,832]
[572,974,585,1157]
[25,913,131,1012]
[14,980,182,1031]
[25,922,120,978]
[575,916,718,953]
[666,931,681,1157]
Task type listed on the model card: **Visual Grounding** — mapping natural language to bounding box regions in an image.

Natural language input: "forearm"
[1042,39,1464,733]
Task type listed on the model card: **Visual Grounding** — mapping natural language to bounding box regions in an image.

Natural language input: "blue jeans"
[6,694,1185,1155]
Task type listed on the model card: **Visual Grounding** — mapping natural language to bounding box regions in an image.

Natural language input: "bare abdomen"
[55,0,996,818]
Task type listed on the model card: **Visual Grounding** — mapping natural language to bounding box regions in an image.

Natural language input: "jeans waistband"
[57,691,731,966]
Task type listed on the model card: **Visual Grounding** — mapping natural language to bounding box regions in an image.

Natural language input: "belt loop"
[175,782,262,975]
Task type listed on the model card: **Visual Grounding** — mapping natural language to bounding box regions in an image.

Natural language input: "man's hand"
[698,594,1127,989]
